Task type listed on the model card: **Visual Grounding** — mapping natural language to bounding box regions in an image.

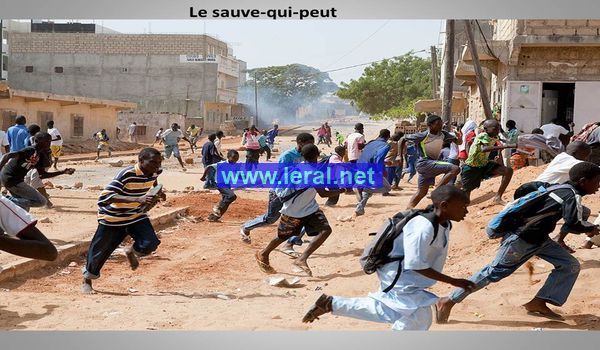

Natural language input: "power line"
[324,20,390,69]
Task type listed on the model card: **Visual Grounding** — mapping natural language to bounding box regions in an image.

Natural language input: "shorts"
[97,142,110,151]
[415,159,457,188]
[50,145,62,158]
[0,196,37,237]
[277,209,331,240]
[461,162,501,192]
[164,144,180,159]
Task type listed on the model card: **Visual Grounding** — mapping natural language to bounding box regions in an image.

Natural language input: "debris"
[128,288,138,294]
[162,202,172,207]
[268,277,301,288]
[201,256,207,261]
[1,288,10,292]
[86,185,103,191]
[315,286,323,291]
[107,159,124,167]
[39,217,52,223]
[130,160,136,164]
[68,262,78,267]
[272,315,282,320]
[59,269,71,275]
[73,182,83,189]
[184,186,195,191]
[532,328,544,331]
[61,185,71,189]
[44,181,54,189]
[337,215,354,222]
[184,158,194,165]
[216,294,230,300]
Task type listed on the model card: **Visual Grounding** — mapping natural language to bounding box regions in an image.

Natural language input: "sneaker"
[207,213,220,222]
[239,227,251,244]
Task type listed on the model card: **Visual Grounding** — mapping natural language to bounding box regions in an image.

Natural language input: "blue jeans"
[404,156,417,179]
[6,182,48,211]
[241,190,298,245]
[385,166,399,186]
[203,166,217,189]
[83,218,161,279]
[449,233,580,306]
[215,188,236,217]
[355,178,392,215]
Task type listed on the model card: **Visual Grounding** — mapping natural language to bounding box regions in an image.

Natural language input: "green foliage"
[337,52,432,116]
[245,64,338,115]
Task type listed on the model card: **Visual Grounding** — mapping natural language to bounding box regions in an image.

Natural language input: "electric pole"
[253,71,259,129]
[430,45,438,99]
[464,20,493,120]
[441,20,455,123]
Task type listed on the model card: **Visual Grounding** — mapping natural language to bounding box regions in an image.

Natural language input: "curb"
[0,206,189,283]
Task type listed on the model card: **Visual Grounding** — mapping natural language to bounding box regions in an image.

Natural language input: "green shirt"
[465,133,498,167]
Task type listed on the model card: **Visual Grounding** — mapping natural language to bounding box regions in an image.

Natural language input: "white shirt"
[540,123,569,140]
[214,138,222,154]
[128,124,137,135]
[370,215,451,311]
[155,130,163,138]
[0,130,9,156]
[47,127,63,146]
[0,196,36,237]
[536,152,582,184]
[346,132,366,161]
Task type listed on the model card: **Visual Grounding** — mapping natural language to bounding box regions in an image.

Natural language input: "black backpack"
[360,206,439,293]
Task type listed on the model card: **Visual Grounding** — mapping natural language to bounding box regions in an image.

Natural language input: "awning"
[414,97,467,113]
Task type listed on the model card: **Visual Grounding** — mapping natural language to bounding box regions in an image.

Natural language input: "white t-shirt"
[47,127,63,146]
[128,124,137,135]
[540,123,569,140]
[536,152,582,184]
[346,132,366,161]
[214,138,222,154]
[0,130,9,156]
[0,196,37,237]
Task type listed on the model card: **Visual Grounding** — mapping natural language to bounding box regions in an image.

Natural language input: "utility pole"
[430,45,438,99]
[464,19,493,120]
[253,71,259,129]
[441,20,455,123]
[184,84,191,117]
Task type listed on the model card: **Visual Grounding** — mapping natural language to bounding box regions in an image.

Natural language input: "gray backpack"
[360,206,438,293]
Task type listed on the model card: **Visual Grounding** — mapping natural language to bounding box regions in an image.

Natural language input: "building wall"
[514,47,600,81]
[203,102,232,131]
[523,19,600,36]
[0,96,118,142]
[495,20,521,41]
[117,112,186,143]
[7,32,242,117]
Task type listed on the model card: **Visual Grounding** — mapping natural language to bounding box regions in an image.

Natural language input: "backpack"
[360,206,439,293]
[486,182,576,239]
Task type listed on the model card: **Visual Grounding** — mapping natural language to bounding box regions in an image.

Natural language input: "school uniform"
[331,215,451,330]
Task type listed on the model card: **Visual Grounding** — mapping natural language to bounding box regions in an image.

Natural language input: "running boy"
[255,144,341,277]
[302,186,474,330]
[201,150,239,222]
[82,148,166,294]
[436,162,600,322]
[461,119,516,204]
[400,114,460,209]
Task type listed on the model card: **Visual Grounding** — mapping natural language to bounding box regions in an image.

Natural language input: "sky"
[86,20,443,85]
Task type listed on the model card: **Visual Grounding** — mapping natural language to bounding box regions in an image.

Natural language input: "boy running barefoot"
[201,150,240,222]
[461,119,516,205]
[82,148,166,294]
[255,144,341,277]
[436,162,600,323]
[302,186,474,330]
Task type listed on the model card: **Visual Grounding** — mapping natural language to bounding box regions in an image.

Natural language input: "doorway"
[541,82,575,127]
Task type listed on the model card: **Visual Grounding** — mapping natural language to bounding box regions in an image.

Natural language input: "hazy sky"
[89,20,442,85]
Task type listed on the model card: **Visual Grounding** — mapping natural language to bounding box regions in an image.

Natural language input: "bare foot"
[434,297,455,324]
[523,300,565,321]
[557,240,576,253]
[81,279,95,294]
[292,259,313,277]
[580,241,594,249]
[125,247,139,270]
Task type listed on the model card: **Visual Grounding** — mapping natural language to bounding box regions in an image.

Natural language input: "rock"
[68,262,78,267]
[39,217,52,223]
[44,181,54,189]
[86,185,103,191]
[55,185,64,190]
[269,277,301,288]
[73,182,83,189]
[62,185,71,189]
[337,215,354,222]
[184,186,195,191]
[201,256,207,261]
[162,202,172,207]
[216,294,230,300]
[128,288,138,293]
[107,159,124,167]
[184,158,194,165]
[272,316,282,320]
[130,160,136,164]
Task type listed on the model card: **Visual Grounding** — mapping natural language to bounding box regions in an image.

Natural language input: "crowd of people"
[0,113,599,332]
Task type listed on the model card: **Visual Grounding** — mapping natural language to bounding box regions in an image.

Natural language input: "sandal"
[302,294,332,323]
[281,249,301,258]
[255,251,276,274]
[239,227,251,244]
[292,262,313,277]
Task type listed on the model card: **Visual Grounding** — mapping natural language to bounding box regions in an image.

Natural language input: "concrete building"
[0,82,135,142]
[6,25,247,135]
[455,20,600,132]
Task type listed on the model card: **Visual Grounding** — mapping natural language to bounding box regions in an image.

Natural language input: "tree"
[243,64,338,116]
[336,52,432,116]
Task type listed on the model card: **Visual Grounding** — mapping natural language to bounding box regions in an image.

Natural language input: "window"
[1,55,7,71]
[72,114,84,137]
[54,67,63,73]
[121,67,129,73]
[1,110,16,130]
[37,111,53,131]
[136,125,147,136]
[25,66,33,73]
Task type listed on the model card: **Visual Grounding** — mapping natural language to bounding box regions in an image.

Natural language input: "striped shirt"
[97,164,162,226]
